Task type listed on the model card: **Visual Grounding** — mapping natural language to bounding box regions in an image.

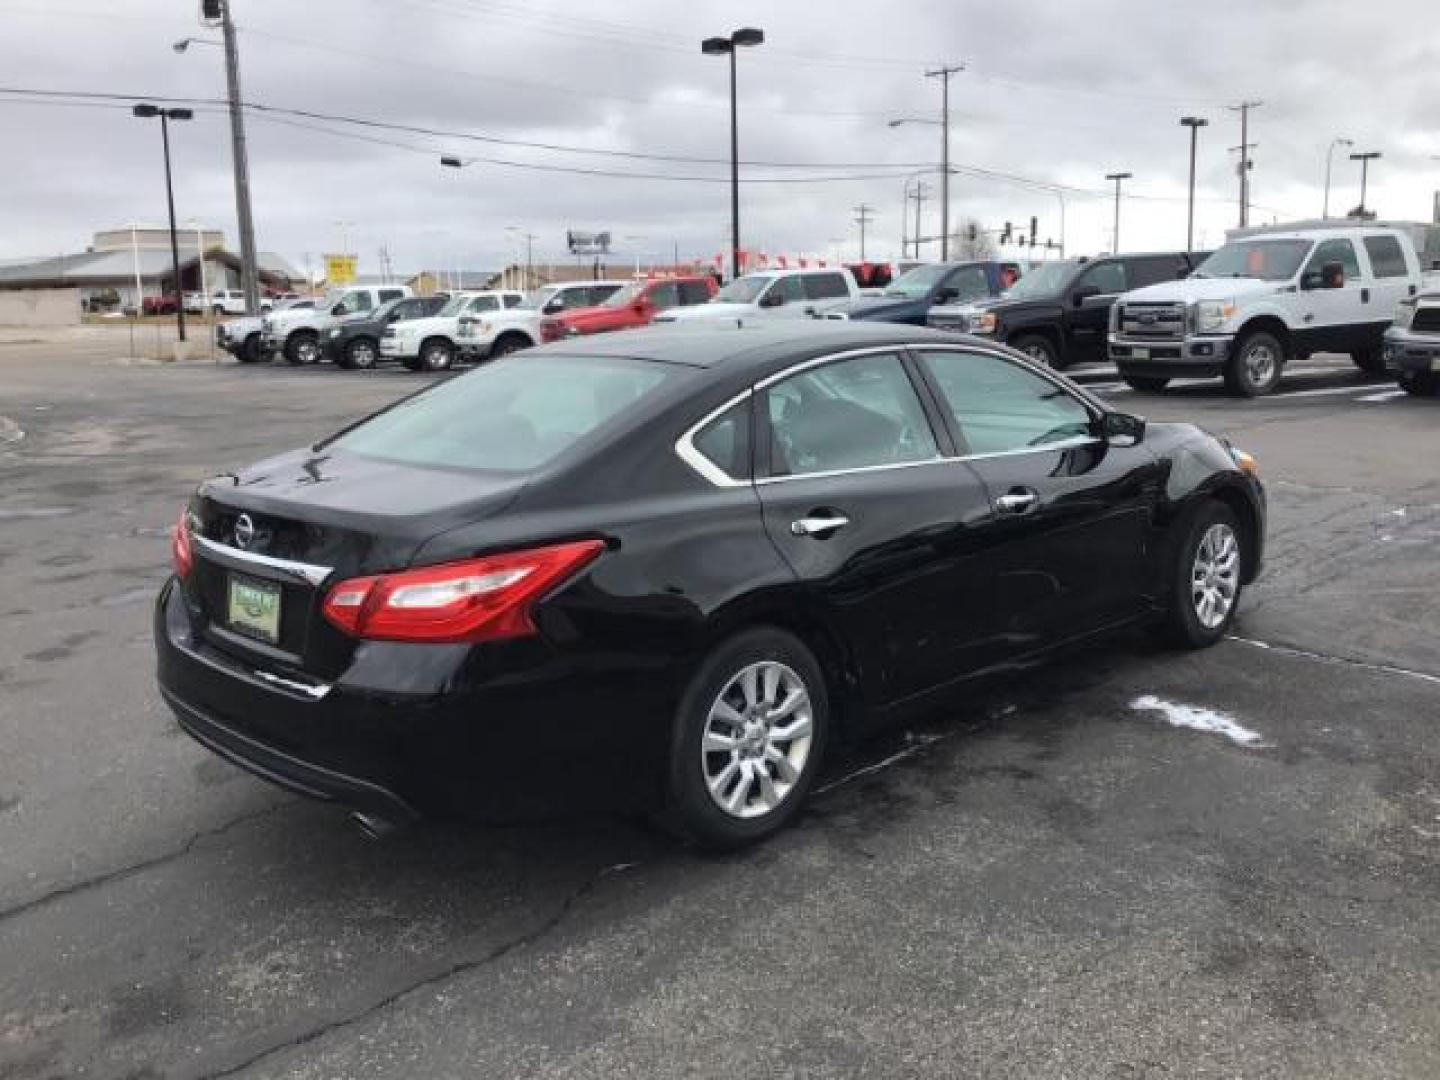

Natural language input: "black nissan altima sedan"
[155,322,1265,847]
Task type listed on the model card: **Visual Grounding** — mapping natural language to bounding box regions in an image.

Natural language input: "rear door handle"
[994,490,1038,515]
[790,514,850,537]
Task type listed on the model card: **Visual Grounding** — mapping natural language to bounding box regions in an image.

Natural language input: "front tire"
[489,333,530,359]
[1350,349,1385,374]
[1156,501,1244,649]
[1224,330,1285,397]
[239,333,264,363]
[663,628,829,849]
[1123,375,1170,392]
[343,337,379,370]
[1010,333,1062,370]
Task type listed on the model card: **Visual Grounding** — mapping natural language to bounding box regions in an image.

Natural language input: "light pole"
[1322,137,1353,218]
[1180,117,1208,255]
[701,27,764,283]
[507,226,536,290]
[1105,172,1132,254]
[1350,151,1381,218]
[890,114,957,259]
[132,104,192,342]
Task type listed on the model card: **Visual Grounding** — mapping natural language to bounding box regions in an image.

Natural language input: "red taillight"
[539,319,566,343]
[172,507,194,579]
[321,539,605,643]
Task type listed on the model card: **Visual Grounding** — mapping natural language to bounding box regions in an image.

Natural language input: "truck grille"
[1412,306,1440,333]
[1118,302,1185,340]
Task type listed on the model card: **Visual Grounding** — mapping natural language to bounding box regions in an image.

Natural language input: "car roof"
[537,321,971,370]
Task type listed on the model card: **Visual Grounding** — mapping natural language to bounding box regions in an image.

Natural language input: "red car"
[540,275,717,342]
[142,292,182,316]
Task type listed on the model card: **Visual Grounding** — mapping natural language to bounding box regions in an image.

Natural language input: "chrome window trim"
[673,342,1111,489]
[191,531,335,587]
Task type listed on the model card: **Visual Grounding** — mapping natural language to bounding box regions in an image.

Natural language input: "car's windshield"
[602,282,646,307]
[884,264,951,298]
[328,355,675,473]
[1195,240,1313,281]
[715,275,772,303]
[1000,260,1076,300]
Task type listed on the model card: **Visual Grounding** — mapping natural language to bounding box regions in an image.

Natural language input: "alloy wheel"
[1191,522,1240,629]
[701,661,813,820]
[1243,342,1276,387]
[349,341,377,368]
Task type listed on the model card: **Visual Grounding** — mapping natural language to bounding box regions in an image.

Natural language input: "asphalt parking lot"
[2,334,1438,1079]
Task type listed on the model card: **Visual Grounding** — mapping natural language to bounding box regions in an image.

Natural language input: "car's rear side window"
[1364,235,1408,278]
[804,273,850,300]
[330,355,672,472]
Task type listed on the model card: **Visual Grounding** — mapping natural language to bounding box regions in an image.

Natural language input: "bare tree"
[951,217,996,260]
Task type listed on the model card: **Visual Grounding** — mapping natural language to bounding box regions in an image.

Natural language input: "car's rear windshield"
[329,355,673,472]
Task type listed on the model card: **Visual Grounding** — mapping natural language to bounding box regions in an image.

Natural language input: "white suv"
[655,268,859,324]
[380,290,530,371]
[263,284,411,364]
[444,281,627,366]
[1110,223,1424,395]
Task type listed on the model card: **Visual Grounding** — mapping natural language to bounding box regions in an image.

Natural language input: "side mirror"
[1072,284,1101,307]
[1177,267,1191,279]
[544,299,563,314]
[933,287,958,305]
[633,299,650,314]
[759,290,784,308]
[1100,411,1146,447]
[330,303,345,316]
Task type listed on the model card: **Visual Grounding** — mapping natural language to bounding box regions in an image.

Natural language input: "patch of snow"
[1130,694,1266,748]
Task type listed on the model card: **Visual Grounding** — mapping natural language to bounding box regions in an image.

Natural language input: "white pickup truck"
[263,284,412,364]
[378,290,527,371]
[655,267,860,324]
[1109,223,1426,396]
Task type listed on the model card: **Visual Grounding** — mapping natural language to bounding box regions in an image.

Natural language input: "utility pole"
[911,182,928,259]
[1105,172,1132,254]
[853,203,876,261]
[925,64,962,261]
[207,0,261,315]
[1180,117,1208,255]
[1229,100,1262,227]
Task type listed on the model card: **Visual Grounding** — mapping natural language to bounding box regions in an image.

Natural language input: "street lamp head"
[701,36,732,55]
[167,108,194,121]
[1349,150,1382,161]
[887,119,905,128]
[731,27,764,48]
[172,38,191,53]
[1180,116,1209,129]
[1106,171,1133,181]
[439,155,464,168]
[132,104,160,118]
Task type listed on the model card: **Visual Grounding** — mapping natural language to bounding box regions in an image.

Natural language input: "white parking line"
[1357,389,1407,403]
[1270,383,1391,399]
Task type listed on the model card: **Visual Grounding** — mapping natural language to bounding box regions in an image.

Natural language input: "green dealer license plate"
[227,574,282,644]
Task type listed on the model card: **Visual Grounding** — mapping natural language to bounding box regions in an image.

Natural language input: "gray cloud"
[1,0,1437,275]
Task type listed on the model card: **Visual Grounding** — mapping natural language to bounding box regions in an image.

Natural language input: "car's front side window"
[765,352,938,477]
[920,349,1095,456]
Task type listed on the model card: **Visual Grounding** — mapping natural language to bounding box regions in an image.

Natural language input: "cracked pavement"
[2,336,1438,1079]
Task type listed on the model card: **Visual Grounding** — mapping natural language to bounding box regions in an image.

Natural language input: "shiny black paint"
[323,295,446,363]
[156,323,1265,824]
[833,262,1018,325]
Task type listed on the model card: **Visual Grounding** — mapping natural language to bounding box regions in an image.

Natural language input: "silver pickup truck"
[1385,289,1440,396]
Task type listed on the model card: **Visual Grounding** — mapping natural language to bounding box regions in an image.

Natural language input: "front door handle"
[994,489,1038,515]
[790,514,850,537]
[1361,287,1371,303]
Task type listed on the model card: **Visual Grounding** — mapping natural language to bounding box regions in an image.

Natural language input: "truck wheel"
[1224,330,1285,397]
[240,333,264,363]
[1350,349,1385,374]
[284,332,320,366]
[1010,334,1061,370]
[1398,371,1438,397]
[420,338,454,371]
[343,338,379,370]
[1123,375,1170,392]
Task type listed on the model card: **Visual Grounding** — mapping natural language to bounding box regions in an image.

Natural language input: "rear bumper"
[1384,328,1440,375]
[155,578,674,823]
[1111,334,1231,378]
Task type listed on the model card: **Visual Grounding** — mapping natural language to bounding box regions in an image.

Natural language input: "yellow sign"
[325,254,357,286]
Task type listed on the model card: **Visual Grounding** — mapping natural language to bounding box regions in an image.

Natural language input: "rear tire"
[1224,330,1285,397]
[661,627,829,850]
[1351,349,1385,374]
[420,338,454,371]
[343,337,379,370]
[1010,333,1062,370]
[1399,370,1438,397]
[1155,500,1244,649]
[1123,375,1170,392]
[284,332,320,366]
[489,333,530,359]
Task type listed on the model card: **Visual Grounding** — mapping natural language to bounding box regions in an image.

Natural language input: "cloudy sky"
[2,0,1438,277]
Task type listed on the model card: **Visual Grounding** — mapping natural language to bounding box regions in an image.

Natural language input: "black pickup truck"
[927,251,1205,369]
